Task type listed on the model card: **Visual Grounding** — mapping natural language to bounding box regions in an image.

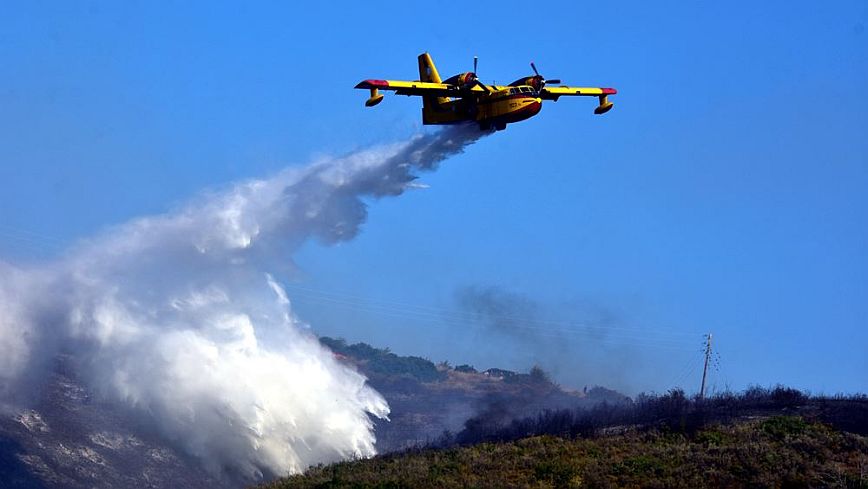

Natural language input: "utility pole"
[699,333,713,399]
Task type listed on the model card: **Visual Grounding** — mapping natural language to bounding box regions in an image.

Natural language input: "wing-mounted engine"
[443,57,491,93]
[510,63,561,92]
[443,72,477,88]
[509,76,543,91]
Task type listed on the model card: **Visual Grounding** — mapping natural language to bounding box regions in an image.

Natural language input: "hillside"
[5,339,863,488]
[320,337,629,451]
[0,354,230,489]
[0,338,627,488]
[263,371,868,488]
[263,417,868,488]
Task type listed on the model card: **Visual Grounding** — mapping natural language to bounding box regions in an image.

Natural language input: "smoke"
[454,285,568,372]
[453,285,644,392]
[455,285,547,339]
[0,125,486,480]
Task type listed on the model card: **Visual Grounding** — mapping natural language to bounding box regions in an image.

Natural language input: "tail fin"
[419,53,451,124]
[418,52,443,84]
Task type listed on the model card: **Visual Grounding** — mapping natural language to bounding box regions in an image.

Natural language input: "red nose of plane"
[506,98,542,123]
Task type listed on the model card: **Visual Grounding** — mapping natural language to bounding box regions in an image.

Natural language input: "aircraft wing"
[539,86,617,100]
[355,79,495,97]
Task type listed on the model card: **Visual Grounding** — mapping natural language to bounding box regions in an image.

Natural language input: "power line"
[283,283,699,339]
[286,284,701,351]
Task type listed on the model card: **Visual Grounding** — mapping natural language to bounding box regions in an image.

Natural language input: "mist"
[0,125,486,480]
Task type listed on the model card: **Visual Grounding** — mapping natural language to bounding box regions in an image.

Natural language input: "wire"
[287,284,700,351]
[0,224,703,353]
[283,283,700,340]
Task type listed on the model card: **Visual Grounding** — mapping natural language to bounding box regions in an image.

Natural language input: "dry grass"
[261,417,868,489]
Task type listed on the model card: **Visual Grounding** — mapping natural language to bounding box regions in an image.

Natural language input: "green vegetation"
[502,365,553,386]
[761,415,808,439]
[263,418,868,488]
[453,364,477,374]
[320,337,445,383]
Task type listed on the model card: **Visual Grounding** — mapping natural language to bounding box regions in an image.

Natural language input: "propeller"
[530,61,561,89]
[470,55,490,92]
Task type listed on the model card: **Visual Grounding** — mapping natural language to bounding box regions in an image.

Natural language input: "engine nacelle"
[443,72,477,87]
[510,75,544,91]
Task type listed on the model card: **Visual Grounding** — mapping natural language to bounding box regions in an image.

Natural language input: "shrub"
[761,416,807,439]
[454,364,477,373]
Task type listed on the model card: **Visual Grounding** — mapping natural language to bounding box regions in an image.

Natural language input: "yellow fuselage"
[473,88,542,125]
[424,86,543,129]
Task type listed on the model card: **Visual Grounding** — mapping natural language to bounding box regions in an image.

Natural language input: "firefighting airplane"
[355,53,617,131]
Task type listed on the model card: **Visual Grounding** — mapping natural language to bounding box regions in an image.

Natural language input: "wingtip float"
[356,53,617,131]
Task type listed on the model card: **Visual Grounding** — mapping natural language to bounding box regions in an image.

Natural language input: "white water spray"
[0,125,486,480]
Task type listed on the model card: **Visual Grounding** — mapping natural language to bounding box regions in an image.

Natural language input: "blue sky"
[1,1,866,394]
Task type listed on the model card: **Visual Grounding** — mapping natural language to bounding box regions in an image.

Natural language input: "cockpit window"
[520,87,531,93]
[509,88,518,95]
